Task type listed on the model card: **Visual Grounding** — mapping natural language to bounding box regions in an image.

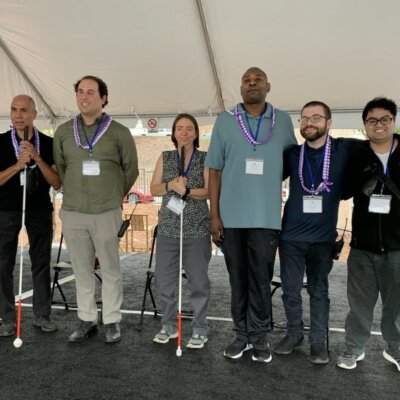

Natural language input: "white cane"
[176,197,184,357]
[176,145,186,357]
[14,126,29,348]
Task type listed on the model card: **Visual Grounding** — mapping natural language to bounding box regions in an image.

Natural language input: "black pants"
[223,228,279,343]
[0,209,53,321]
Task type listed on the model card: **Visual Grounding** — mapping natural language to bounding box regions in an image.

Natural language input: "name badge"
[166,197,186,215]
[82,160,100,176]
[245,158,264,175]
[368,194,391,214]
[20,171,27,186]
[303,195,323,213]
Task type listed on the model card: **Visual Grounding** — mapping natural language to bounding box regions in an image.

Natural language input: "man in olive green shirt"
[54,75,138,343]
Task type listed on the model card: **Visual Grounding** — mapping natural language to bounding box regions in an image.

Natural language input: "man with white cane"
[0,95,60,338]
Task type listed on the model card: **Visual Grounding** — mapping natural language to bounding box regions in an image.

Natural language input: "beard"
[300,125,328,142]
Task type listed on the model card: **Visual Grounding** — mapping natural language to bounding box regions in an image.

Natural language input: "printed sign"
[147,118,158,133]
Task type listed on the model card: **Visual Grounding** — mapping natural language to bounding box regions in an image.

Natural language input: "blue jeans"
[279,240,334,344]
[344,248,400,355]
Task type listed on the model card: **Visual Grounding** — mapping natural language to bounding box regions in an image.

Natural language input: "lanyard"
[176,149,196,177]
[379,137,395,193]
[384,137,395,177]
[304,145,326,192]
[244,107,267,153]
[80,115,104,154]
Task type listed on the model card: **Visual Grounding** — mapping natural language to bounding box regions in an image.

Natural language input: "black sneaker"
[33,316,58,332]
[310,343,329,364]
[104,322,121,343]
[274,335,304,355]
[252,338,272,363]
[223,339,253,359]
[68,321,98,342]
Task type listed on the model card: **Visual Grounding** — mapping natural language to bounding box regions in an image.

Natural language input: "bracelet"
[165,181,169,193]
[181,187,191,201]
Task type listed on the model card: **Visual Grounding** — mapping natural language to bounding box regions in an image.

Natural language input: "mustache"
[300,128,328,142]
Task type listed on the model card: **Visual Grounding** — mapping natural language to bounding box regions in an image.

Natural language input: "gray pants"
[60,208,123,324]
[344,248,400,355]
[155,235,211,336]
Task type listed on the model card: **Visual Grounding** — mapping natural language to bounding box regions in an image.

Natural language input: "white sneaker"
[186,334,208,349]
[153,329,178,344]
[337,352,365,369]
[383,349,400,372]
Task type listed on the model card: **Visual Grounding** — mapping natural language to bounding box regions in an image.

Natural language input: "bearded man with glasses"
[273,101,359,364]
[337,97,400,372]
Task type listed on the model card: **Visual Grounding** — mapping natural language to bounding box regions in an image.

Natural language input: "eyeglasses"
[298,115,327,124]
[364,117,394,126]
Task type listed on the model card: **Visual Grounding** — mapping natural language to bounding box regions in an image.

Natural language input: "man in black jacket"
[337,97,400,372]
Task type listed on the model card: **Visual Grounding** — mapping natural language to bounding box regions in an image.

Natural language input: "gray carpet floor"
[0,249,399,400]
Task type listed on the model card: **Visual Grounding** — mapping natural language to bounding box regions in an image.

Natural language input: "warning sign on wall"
[146,118,158,133]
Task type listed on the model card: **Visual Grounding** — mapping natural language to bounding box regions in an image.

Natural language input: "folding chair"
[137,225,192,331]
[125,213,150,252]
[137,226,158,331]
[51,234,103,314]
[270,274,330,352]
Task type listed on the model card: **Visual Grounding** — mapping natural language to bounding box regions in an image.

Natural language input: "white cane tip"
[13,338,23,348]
[176,348,182,357]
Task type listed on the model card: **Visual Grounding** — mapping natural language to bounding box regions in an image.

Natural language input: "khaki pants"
[60,208,123,324]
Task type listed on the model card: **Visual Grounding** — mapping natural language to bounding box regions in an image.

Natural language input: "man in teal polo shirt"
[206,67,296,363]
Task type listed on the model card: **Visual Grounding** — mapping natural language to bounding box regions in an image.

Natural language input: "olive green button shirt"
[53,115,139,214]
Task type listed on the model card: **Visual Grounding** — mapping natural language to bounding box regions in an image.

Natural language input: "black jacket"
[344,135,400,252]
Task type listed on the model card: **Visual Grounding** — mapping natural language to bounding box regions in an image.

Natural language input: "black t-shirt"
[281,137,360,242]
[0,130,54,213]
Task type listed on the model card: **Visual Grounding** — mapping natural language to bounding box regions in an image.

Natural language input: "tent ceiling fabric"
[0,0,399,129]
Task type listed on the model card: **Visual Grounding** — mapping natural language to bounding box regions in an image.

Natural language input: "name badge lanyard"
[304,145,326,195]
[176,150,196,177]
[378,137,395,194]
[244,108,267,155]
[80,116,104,156]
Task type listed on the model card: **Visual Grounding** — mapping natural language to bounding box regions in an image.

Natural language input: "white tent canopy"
[1,0,399,131]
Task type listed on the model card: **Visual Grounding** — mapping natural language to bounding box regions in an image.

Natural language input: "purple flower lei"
[298,136,333,195]
[234,104,276,145]
[72,114,112,149]
[11,126,40,159]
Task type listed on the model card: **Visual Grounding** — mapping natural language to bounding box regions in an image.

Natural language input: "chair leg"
[51,269,70,310]
[147,275,158,317]
[50,271,58,303]
[138,272,156,331]
[270,283,281,330]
